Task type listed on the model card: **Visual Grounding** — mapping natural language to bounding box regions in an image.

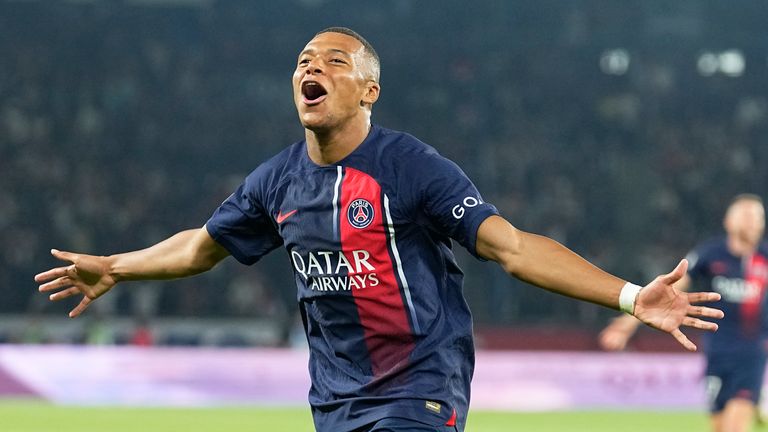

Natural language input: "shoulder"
[689,237,726,262]
[234,140,307,208]
[700,237,726,251]
[758,241,768,256]
[373,125,462,175]
[244,140,305,189]
[699,237,727,254]
[374,125,439,158]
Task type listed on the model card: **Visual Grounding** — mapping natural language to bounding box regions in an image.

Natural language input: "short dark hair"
[316,27,380,81]
[730,193,763,207]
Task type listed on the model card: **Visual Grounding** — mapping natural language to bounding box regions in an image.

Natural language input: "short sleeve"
[410,152,499,257]
[206,177,283,265]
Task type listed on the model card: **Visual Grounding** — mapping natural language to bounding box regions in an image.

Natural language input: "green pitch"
[0,400,715,432]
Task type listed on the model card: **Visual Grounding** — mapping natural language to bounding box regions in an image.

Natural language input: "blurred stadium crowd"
[1,0,767,345]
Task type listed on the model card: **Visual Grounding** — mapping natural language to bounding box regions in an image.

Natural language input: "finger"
[34,267,71,284]
[681,317,719,332]
[670,328,697,352]
[38,276,73,293]
[51,249,79,264]
[659,259,689,285]
[687,305,724,319]
[49,287,82,302]
[686,292,722,304]
[69,297,92,318]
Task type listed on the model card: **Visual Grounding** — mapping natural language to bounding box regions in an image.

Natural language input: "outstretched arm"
[35,226,230,318]
[475,215,721,351]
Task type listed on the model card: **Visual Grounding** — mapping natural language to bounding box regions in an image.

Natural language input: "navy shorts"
[705,351,767,413]
[353,417,459,432]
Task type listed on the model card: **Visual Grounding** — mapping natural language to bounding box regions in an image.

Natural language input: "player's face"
[725,200,765,246]
[292,32,378,132]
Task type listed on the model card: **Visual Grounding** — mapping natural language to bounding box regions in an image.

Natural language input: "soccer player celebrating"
[600,194,767,432]
[36,28,723,432]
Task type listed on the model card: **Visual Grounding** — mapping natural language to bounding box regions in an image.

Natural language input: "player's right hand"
[34,249,116,318]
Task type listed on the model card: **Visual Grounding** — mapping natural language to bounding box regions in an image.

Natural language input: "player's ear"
[361,80,380,106]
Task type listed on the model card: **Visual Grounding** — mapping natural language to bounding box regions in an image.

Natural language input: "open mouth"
[301,81,328,105]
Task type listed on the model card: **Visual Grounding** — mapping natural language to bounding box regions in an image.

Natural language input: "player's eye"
[298,58,310,65]
[330,58,347,64]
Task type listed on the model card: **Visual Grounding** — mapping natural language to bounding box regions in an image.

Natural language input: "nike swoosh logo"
[276,209,298,224]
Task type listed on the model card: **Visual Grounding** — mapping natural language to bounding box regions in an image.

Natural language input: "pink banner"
[0,346,713,410]
[471,351,705,410]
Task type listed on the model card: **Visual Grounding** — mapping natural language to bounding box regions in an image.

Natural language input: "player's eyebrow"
[298,48,352,59]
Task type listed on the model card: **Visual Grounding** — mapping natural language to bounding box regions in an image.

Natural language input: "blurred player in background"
[36,27,723,432]
[600,194,767,432]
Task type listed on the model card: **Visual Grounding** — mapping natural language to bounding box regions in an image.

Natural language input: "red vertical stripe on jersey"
[741,254,768,335]
[339,167,414,376]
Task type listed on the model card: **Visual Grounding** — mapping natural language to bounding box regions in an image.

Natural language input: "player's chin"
[299,111,333,131]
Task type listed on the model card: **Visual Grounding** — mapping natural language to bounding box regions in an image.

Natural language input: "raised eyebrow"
[298,48,352,59]
[328,48,351,57]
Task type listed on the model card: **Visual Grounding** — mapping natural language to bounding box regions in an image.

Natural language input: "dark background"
[1,0,766,344]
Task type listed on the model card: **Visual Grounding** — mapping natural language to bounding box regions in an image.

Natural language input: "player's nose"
[305,57,324,75]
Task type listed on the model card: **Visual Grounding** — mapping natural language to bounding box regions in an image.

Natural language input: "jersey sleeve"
[407,150,499,258]
[205,170,283,265]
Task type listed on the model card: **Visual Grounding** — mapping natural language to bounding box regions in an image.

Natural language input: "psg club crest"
[347,198,375,229]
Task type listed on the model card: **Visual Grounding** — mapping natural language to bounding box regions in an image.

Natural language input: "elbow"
[181,246,223,277]
[503,229,530,277]
[188,259,215,275]
[183,227,228,276]
[476,216,526,276]
[189,250,223,274]
[498,248,522,277]
[491,228,526,277]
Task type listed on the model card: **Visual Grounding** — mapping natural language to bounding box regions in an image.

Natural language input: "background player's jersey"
[687,237,768,356]
[206,125,499,431]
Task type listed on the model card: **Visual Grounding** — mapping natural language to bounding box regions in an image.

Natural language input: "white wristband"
[619,282,643,315]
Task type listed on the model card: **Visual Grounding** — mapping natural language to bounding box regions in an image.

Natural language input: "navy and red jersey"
[206,125,498,432]
[686,237,768,356]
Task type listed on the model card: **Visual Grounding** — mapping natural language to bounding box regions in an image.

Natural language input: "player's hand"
[632,259,723,352]
[598,315,639,351]
[34,249,117,318]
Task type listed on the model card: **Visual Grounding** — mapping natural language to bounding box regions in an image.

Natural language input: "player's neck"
[727,235,758,257]
[305,118,371,166]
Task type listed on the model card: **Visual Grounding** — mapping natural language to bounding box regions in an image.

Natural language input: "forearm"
[477,216,626,309]
[502,231,626,309]
[108,227,228,282]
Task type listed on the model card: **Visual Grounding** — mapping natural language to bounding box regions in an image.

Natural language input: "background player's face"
[292,32,379,132]
[724,199,765,247]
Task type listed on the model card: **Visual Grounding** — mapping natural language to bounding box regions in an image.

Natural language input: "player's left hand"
[632,259,723,352]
